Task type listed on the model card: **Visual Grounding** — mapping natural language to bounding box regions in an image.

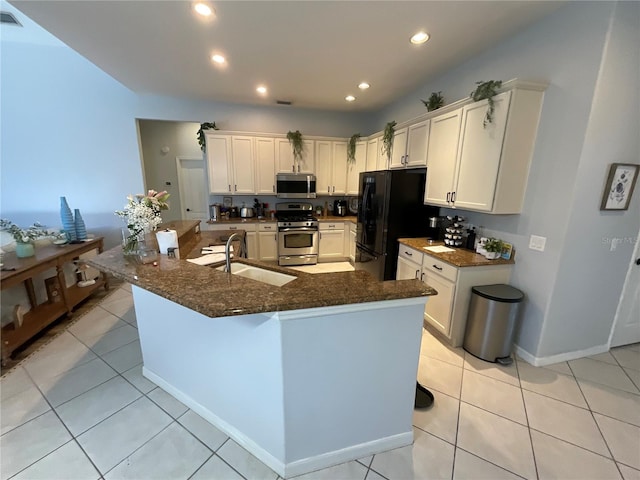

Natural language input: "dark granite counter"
[398,238,515,268]
[89,229,435,319]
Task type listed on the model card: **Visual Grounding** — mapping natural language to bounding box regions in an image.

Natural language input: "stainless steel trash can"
[463,284,524,365]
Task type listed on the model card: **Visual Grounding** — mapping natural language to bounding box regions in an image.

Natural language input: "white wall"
[378,1,639,361]
[1,30,143,248]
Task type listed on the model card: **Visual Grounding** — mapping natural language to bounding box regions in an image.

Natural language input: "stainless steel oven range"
[276,202,319,266]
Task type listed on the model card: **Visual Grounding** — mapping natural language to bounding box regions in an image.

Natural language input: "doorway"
[176,157,208,221]
[610,230,640,347]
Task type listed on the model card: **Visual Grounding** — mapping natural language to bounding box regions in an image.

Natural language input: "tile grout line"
[515,356,540,480]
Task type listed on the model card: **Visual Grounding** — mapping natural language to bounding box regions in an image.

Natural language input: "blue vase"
[74,208,87,240]
[60,196,76,241]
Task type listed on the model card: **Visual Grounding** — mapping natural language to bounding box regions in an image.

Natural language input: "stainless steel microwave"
[276,173,317,199]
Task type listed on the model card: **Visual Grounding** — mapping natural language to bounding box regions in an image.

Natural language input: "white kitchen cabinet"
[315,141,347,195]
[255,137,276,195]
[424,110,462,206]
[231,136,255,194]
[349,223,356,262]
[319,222,345,260]
[203,222,258,260]
[365,137,378,172]
[276,138,315,174]
[390,121,430,169]
[206,134,233,194]
[424,85,545,214]
[346,141,366,195]
[396,243,512,346]
[257,223,278,261]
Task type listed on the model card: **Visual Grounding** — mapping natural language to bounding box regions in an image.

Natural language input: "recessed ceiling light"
[410,31,429,45]
[256,86,267,95]
[345,95,356,102]
[211,54,226,64]
[193,2,214,17]
[358,82,370,90]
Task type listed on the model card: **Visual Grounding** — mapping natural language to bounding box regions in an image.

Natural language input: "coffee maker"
[333,200,347,216]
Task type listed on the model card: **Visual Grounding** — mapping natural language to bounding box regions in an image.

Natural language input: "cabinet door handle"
[328,186,331,193]
[420,272,425,282]
[332,186,335,193]
[228,184,231,192]
[415,269,420,279]
[234,185,237,192]
[451,191,456,203]
[446,192,450,203]
[272,185,275,193]
[432,264,443,271]
[298,164,301,173]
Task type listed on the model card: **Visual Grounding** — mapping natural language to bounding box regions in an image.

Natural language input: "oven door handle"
[278,227,318,232]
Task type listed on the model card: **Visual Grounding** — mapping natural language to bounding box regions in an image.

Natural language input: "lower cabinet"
[397,244,512,347]
[319,222,346,261]
[257,223,278,261]
[348,222,356,262]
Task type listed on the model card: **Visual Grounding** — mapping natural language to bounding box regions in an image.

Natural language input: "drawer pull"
[415,269,420,279]
[420,272,425,282]
[405,251,412,256]
[432,264,443,271]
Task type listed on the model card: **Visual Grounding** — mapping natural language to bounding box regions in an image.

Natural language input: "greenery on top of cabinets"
[286,130,305,161]
[197,122,219,152]
[421,91,444,112]
[470,80,503,128]
[382,121,397,161]
[347,133,361,163]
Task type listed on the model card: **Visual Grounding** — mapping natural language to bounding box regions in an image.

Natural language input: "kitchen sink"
[216,263,297,287]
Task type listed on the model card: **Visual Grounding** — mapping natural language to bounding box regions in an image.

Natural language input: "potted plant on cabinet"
[286,130,305,162]
[421,91,444,111]
[470,80,502,128]
[483,237,505,260]
[382,121,397,162]
[197,122,219,152]
[347,133,361,163]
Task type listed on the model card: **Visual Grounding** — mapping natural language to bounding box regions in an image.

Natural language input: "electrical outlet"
[529,235,546,252]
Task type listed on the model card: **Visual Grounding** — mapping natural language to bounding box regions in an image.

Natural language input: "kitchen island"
[89,222,436,478]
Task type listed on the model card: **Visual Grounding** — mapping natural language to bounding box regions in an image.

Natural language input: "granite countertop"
[398,238,516,268]
[318,215,356,223]
[89,230,435,319]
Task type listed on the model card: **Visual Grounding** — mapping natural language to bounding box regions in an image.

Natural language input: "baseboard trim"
[514,343,609,366]
[143,367,413,478]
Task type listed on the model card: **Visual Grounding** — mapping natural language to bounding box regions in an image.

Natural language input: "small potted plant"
[0,219,55,258]
[421,91,444,111]
[483,237,505,260]
[347,133,361,163]
[382,121,397,162]
[197,122,219,152]
[286,130,305,162]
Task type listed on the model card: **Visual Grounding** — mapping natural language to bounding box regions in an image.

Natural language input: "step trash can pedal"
[463,284,524,365]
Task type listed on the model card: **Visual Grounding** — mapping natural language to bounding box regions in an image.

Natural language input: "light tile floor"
[1,281,639,480]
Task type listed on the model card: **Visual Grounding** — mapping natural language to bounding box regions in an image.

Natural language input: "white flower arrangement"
[115,190,170,253]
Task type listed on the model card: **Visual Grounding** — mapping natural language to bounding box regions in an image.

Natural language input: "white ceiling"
[6,1,565,112]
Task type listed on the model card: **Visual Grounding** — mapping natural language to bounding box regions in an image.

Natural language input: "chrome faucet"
[225,232,243,272]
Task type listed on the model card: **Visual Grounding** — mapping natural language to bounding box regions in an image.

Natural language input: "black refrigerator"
[355,168,439,281]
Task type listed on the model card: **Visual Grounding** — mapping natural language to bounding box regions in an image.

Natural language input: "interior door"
[176,157,208,221]
[610,230,640,347]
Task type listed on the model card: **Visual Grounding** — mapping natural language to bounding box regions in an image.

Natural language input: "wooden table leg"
[24,278,37,309]
[56,264,72,314]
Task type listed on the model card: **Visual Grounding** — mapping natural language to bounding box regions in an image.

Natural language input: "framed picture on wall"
[600,163,639,211]
[223,196,232,208]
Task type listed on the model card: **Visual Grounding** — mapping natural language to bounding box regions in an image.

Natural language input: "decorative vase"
[60,196,77,242]
[121,228,144,255]
[484,251,500,260]
[74,209,87,240]
[15,242,35,258]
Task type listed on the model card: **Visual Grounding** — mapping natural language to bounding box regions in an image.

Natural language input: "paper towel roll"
[155,229,178,254]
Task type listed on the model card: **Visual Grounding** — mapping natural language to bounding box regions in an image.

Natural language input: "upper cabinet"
[365,137,380,172]
[230,136,256,194]
[316,140,348,195]
[276,138,315,174]
[389,120,430,169]
[346,141,366,195]
[255,137,276,195]
[424,83,545,214]
[206,134,233,194]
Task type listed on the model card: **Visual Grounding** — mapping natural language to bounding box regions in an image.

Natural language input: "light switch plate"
[529,235,546,252]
